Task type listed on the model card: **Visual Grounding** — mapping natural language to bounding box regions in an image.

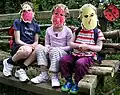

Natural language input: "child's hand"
[48,46,53,52]
[27,44,35,51]
[78,43,89,52]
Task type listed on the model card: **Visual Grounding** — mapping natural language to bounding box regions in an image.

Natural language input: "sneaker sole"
[52,84,60,88]
[31,79,48,84]
[61,87,70,92]
[3,74,12,77]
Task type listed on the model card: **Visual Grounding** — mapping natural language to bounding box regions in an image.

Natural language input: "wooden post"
[78,75,97,95]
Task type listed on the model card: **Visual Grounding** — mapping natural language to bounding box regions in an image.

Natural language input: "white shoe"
[31,72,49,84]
[15,68,29,82]
[3,58,13,77]
[51,75,60,87]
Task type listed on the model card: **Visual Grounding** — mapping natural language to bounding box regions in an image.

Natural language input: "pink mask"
[52,7,65,28]
[21,10,34,23]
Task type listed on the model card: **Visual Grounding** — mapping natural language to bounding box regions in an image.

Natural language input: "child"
[31,4,73,87]
[60,4,105,94]
[3,1,40,82]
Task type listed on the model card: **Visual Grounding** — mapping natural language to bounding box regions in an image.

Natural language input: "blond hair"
[51,4,69,17]
[21,1,34,11]
[78,4,97,19]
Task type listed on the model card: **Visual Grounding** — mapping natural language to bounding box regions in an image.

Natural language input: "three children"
[2,2,105,94]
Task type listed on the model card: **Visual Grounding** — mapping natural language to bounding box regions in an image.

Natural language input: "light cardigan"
[45,25,73,51]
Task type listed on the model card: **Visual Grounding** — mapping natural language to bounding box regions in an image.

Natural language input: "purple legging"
[59,54,94,83]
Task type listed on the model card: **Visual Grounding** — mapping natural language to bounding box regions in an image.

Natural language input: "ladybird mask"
[81,7,98,30]
[21,4,34,23]
[51,7,65,28]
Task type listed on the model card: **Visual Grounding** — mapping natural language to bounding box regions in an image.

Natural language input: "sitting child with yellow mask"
[60,4,105,94]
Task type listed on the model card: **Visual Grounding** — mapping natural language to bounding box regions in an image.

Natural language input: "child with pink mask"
[31,4,73,87]
[2,1,40,82]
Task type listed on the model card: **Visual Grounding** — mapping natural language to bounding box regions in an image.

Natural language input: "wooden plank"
[0,40,9,45]
[0,9,103,21]
[101,60,120,72]
[0,13,20,21]
[78,75,97,95]
[0,24,51,32]
[0,27,10,32]
[88,66,114,77]
[0,71,67,95]
[0,36,11,39]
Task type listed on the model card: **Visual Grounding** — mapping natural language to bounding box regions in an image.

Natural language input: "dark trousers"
[59,54,94,83]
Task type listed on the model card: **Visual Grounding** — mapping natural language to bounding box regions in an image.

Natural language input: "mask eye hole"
[28,10,32,11]
[90,13,94,17]
[84,15,88,18]
[22,10,26,12]
[60,14,64,16]
[55,12,58,15]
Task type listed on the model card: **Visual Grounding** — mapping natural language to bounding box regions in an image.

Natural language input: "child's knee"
[49,48,58,55]
[76,58,88,67]
[17,46,32,58]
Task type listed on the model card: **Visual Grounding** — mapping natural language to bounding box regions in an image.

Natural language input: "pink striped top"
[73,29,105,57]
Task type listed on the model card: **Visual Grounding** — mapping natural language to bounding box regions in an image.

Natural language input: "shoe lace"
[64,81,73,88]
[37,73,48,80]
[19,69,26,75]
[71,84,78,91]
[51,75,58,79]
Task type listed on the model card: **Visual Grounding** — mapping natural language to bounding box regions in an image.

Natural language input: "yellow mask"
[81,7,98,30]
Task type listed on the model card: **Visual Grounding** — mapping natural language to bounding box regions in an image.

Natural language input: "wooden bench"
[0,59,119,95]
[78,60,120,95]
[0,71,64,95]
[0,9,120,95]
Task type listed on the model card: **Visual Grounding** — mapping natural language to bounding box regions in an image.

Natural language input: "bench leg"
[98,75,105,87]
[78,75,97,95]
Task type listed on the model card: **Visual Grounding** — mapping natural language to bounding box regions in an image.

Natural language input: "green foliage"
[66,18,80,27]
[96,74,120,95]
[39,29,46,38]
[0,0,119,30]
[26,66,39,79]
[32,0,100,11]
[105,54,120,60]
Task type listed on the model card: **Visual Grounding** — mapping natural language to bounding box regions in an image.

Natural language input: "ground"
[0,50,10,60]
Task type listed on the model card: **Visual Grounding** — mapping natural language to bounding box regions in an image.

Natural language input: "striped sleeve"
[97,29,105,41]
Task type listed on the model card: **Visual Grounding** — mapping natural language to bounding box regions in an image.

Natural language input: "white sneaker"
[31,72,49,84]
[15,68,29,82]
[3,58,13,77]
[51,75,60,87]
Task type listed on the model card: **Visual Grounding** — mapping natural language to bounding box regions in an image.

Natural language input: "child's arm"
[69,33,82,49]
[45,30,51,48]
[85,40,103,52]
[14,30,27,45]
[31,33,39,48]
[59,30,73,51]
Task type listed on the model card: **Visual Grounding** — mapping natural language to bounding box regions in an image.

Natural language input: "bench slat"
[88,66,114,77]
[0,71,67,95]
